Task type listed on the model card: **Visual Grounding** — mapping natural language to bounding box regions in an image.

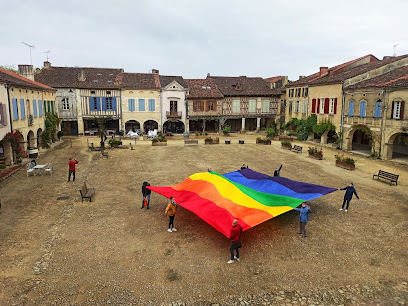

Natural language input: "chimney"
[299,75,306,80]
[18,65,34,81]
[78,69,86,81]
[329,70,334,76]
[282,76,288,86]
[152,69,159,74]
[43,61,51,69]
[207,73,210,77]
[319,66,328,76]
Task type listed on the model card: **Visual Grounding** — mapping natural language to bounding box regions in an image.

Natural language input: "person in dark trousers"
[339,183,359,212]
[118,130,123,140]
[227,219,243,264]
[141,181,151,209]
[165,197,177,232]
[240,164,248,170]
[208,168,212,172]
[294,202,311,238]
[274,165,282,177]
[68,158,78,182]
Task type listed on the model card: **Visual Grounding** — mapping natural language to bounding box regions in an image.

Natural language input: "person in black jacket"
[339,183,359,212]
[141,181,151,209]
[274,165,282,177]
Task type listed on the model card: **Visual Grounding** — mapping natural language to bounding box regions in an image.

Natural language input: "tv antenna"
[393,44,399,57]
[43,50,50,61]
[22,42,35,65]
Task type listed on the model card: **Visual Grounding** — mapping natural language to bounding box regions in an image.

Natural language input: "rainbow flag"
[148,169,336,237]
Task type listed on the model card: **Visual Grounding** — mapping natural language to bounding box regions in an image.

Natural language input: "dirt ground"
[0,134,407,305]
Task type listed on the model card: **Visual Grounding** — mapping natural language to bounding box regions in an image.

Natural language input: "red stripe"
[148,186,251,236]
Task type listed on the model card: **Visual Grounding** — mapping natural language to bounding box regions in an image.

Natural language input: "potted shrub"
[0,164,6,170]
[308,146,323,160]
[152,133,167,146]
[281,141,292,150]
[265,128,275,139]
[256,137,271,145]
[195,132,208,139]
[205,136,219,144]
[335,154,356,170]
[222,125,231,136]
[108,139,122,148]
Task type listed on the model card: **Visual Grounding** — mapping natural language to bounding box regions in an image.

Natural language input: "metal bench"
[184,139,198,146]
[373,170,399,186]
[292,145,302,153]
[79,183,95,202]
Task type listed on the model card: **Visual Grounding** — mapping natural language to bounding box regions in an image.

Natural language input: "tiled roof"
[309,54,408,86]
[185,78,224,99]
[264,76,283,83]
[35,66,124,89]
[121,73,160,89]
[287,54,378,87]
[209,76,278,96]
[0,68,55,91]
[159,75,188,89]
[346,65,408,89]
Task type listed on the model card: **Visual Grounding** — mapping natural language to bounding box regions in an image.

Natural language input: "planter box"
[225,139,231,144]
[281,145,292,150]
[239,139,245,144]
[309,154,323,160]
[336,160,355,170]
[256,140,271,145]
[205,140,220,145]
[152,142,167,146]
[110,144,120,148]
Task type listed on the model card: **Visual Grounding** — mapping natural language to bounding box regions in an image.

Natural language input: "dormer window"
[93,80,99,83]
[201,86,211,90]
[97,73,102,76]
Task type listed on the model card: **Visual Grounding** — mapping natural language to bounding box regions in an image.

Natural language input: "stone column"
[186,119,190,133]
[256,118,261,132]
[241,118,246,132]
[321,130,328,144]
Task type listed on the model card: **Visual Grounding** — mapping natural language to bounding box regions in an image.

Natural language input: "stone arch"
[163,120,185,134]
[143,120,159,133]
[384,132,408,160]
[27,130,36,148]
[37,128,43,149]
[125,120,141,133]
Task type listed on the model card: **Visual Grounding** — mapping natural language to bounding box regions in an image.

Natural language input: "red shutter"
[324,98,330,114]
[400,101,405,120]
[334,98,337,114]
[311,99,316,113]
[391,101,395,119]
[317,99,320,113]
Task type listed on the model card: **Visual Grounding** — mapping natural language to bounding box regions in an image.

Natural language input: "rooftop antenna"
[43,50,50,61]
[22,42,35,65]
[393,44,399,57]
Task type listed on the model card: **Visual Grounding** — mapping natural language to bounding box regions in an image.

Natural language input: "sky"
[1,0,407,81]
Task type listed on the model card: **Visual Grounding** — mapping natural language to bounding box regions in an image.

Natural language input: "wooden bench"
[373,170,399,186]
[292,145,302,153]
[184,139,198,146]
[79,183,95,202]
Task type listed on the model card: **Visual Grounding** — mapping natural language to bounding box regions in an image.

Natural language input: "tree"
[0,65,18,73]
[94,116,112,152]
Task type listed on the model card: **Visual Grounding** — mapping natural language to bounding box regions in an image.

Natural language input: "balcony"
[166,111,182,119]
[343,116,382,127]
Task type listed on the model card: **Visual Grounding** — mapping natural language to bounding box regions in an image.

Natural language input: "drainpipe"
[340,83,345,150]
[379,89,386,158]
[5,83,13,132]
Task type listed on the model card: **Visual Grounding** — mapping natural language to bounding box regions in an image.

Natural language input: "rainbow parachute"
[148,169,336,236]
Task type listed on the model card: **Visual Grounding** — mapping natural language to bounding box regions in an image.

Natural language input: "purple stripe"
[235,168,337,195]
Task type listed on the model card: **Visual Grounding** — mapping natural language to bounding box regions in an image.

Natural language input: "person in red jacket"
[68,158,78,182]
[227,219,243,264]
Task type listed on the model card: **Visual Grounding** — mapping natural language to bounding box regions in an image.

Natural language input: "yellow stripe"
[189,173,294,217]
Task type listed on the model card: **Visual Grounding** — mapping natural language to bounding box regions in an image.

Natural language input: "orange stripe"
[172,178,274,227]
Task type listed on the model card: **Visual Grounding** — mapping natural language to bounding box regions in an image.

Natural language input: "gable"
[164,80,184,91]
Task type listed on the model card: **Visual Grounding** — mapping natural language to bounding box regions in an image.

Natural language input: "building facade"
[0,81,11,165]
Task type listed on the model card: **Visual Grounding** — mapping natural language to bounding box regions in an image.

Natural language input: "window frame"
[62,98,70,110]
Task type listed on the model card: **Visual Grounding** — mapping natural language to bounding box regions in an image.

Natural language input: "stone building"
[264,76,288,126]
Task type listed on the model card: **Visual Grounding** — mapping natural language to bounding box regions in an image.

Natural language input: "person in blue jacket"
[339,183,359,212]
[294,202,311,238]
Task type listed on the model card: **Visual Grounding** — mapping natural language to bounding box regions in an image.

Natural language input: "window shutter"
[128,99,132,111]
[360,102,366,117]
[324,98,330,114]
[112,97,117,111]
[311,99,316,113]
[139,99,145,111]
[102,97,106,111]
[12,98,18,120]
[391,101,395,119]
[334,98,337,114]
[33,100,37,117]
[20,99,25,119]
[317,99,320,113]
[38,100,43,117]
[348,101,354,116]
[400,101,405,120]
[374,101,381,118]
[90,97,95,111]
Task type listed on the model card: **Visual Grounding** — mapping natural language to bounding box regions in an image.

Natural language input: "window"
[33,100,38,117]
[319,98,325,114]
[329,98,335,115]
[138,99,145,111]
[392,101,404,119]
[90,90,96,94]
[232,100,240,113]
[106,91,111,95]
[248,99,256,113]
[201,86,211,90]
[51,101,55,114]
[128,99,135,112]
[148,99,155,111]
[62,98,70,110]
[374,100,381,118]
[38,100,43,117]
[289,101,293,113]
[304,88,308,97]
[295,101,300,113]
[170,100,178,112]
[12,98,18,120]
[90,97,99,111]
[348,101,354,116]
[20,99,26,119]
[208,101,215,111]
[0,103,7,126]
[360,101,366,117]
[106,97,113,110]
[193,101,200,112]
[302,100,307,113]
[262,100,270,113]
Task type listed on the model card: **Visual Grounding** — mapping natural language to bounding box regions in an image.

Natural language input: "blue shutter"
[90,97,95,111]
[12,98,18,120]
[112,97,117,111]
[102,97,106,111]
[33,100,37,117]
[38,100,43,117]
[20,99,25,119]
[360,102,366,117]
[96,97,101,110]
[148,99,155,111]
[348,101,354,116]
[374,101,381,118]
[139,99,145,111]
[128,99,132,112]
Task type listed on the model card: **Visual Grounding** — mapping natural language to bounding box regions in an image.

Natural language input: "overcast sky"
[1,0,407,81]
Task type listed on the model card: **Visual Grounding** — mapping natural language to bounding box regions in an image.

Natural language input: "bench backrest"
[294,145,302,149]
[185,140,198,144]
[378,170,399,179]
[81,183,88,195]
